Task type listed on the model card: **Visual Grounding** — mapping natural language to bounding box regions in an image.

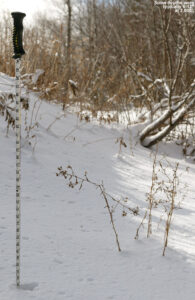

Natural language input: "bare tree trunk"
[87,1,93,72]
[93,0,98,51]
[62,0,72,110]
[67,0,72,79]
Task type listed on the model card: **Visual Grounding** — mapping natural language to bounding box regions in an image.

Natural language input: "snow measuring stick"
[11,11,26,287]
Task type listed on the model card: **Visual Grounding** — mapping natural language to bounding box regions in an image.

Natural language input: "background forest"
[0,0,195,151]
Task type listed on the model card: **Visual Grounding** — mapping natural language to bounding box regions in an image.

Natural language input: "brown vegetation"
[0,0,194,151]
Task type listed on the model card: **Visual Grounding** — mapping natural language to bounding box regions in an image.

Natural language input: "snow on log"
[141,97,195,147]
[139,99,185,142]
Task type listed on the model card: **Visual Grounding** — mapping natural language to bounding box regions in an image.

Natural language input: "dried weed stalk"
[0,92,29,136]
[160,161,179,256]
[135,148,159,240]
[135,151,184,256]
[115,136,127,156]
[57,165,139,252]
[147,149,158,238]
[24,98,41,152]
[0,93,15,135]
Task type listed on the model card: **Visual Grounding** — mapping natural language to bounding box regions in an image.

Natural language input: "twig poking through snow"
[57,165,139,252]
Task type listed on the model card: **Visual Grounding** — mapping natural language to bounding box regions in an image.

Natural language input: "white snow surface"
[0,74,195,300]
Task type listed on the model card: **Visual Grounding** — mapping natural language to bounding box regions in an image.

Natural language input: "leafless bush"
[24,98,41,149]
[135,151,186,256]
[135,148,159,240]
[159,161,180,256]
[56,165,139,252]
[0,92,15,134]
[0,92,29,135]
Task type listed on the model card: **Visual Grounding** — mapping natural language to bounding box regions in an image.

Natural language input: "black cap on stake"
[11,12,26,59]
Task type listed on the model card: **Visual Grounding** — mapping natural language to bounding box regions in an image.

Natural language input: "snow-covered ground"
[0,73,195,300]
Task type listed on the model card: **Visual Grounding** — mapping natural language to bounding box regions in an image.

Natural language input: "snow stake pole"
[11,11,26,287]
